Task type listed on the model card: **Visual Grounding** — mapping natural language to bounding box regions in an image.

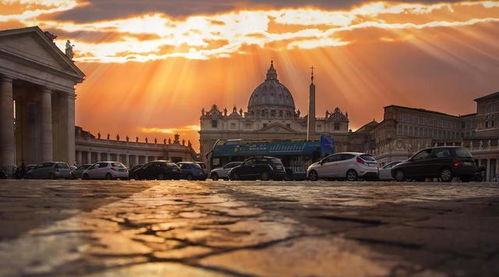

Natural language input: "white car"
[82,161,129,180]
[307,152,379,181]
[378,161,402,181]
[210,161,243,180]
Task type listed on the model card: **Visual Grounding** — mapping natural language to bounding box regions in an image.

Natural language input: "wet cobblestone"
[0,180,499,277]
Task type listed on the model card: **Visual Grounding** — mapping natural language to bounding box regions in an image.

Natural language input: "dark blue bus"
[207,138,334,180]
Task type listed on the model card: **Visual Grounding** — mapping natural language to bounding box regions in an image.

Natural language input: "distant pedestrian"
[19,162,26,179]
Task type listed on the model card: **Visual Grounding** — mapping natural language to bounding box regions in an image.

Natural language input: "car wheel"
[394,170,405,182]
[346,170,358,181]
[415,177,425,182]
[157,173,165,180]
[105,173,113,180]
[440,168,453,182]
[48,173,55,179]
[308,170,319,181]
[261,171,270,181]
[186,174,193,180]
[82,173,89,180]
[211,173,219,181]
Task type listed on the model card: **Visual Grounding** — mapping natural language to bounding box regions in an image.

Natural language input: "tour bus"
[206,137,334,180]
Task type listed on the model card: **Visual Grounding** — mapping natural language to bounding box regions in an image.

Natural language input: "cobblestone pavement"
[1,180,499,277]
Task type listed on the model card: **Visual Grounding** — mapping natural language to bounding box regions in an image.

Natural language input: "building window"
[279,110,283,117]
[231,123,236,129]
[334,123,340,130]
[263,123,268,128]
[211,120,218,128]
[271,110,276,117]
[286,124,291,128]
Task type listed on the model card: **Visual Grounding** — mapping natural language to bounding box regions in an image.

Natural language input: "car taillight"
[356,157,366,165]
[453,162,461,167]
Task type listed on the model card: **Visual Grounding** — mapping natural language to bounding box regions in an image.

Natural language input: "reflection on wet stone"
[0,180,498,276]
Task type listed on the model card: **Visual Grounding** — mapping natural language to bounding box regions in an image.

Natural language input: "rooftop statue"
[65,40,74,60]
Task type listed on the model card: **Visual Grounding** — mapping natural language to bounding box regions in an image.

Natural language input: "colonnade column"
[486,159,491,182]
[66,92,76,165]
[76,151,82,165]
[0,76,15,175]
[87,151,91,164]
[40,87,53,161]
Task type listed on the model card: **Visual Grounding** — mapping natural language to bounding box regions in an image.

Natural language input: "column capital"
[1,76,13,83]
[41,87,53,94]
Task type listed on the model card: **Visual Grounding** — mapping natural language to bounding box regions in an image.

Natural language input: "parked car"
[0,170,6,179]
[210,161,243,180]
[25,162,72,179]
[178,162,207,180]
[391,146,477,182]
[82,161,129,180]
[378,161,402,181]
[71,164,92,179]
[130,161,181,180]
[307,152,379,181]
[229,157,286,181]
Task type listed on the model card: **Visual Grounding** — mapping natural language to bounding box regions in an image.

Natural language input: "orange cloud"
[2,1,499,63]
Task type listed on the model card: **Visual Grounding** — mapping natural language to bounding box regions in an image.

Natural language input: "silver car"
[307,152,379,181]
[82,161,129,180]
[210,161,243,181]
[26,162,72,179]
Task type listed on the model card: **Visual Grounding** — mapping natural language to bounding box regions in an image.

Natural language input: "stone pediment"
[258,122,297,133]
[0,26,84,81]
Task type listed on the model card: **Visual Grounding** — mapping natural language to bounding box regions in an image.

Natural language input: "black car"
[229,156,286,181]
[131,161,181,180]
[391,146,477,182]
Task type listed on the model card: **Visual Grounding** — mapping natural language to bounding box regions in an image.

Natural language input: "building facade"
[0,27,84,176]
[75,127,197,167]
[199,61,350,161]
[365,92,499,181]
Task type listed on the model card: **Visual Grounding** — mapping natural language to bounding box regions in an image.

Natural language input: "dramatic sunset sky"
[2,0,499,150]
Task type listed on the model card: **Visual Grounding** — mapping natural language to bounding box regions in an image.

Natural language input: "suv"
[229,157,286,181]
[307,152,379,181]
[82,161,129,180]
[25,162,72,179]
[210,161,243,181]
[391,146,477,182]
[131,161,181,180]
[178,162,207,180]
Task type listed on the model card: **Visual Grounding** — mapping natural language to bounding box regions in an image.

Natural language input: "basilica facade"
[199,61,350,161]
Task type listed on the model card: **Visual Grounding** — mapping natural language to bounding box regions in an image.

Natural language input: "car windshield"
[224,162,238,168]
[270,158,283,165]
[112,163,125,168]
[454,147,472,158]
[57,163,69,168]
[360,154,376,161]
